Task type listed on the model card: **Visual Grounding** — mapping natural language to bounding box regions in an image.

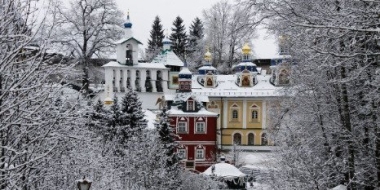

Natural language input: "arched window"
[232,110,238,119]
[233,133,242,145]
[248,133,255,145]
[251,111,258,119]
[261,133,268,146]
[250,104,260,122]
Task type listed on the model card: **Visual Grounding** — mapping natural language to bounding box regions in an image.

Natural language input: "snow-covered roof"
[151,50,184,67]
[234,62,257,67]
[198,65,217,71]
[115,37,143,45]
[179,67,192,75]
[164,93,209,103]
[203,163,246,178]
[191,74,281,97]
[102,61,168,69]
[167,107,218,117]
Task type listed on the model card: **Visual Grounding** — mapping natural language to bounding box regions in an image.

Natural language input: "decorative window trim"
[195,146,205,160]
[207,101,219,109]
[177,148,187,160]
[249,104,260,123]
[177,122,188,134]
[230,103,240,122]
[194,122,206,134]
[187,100,194,111]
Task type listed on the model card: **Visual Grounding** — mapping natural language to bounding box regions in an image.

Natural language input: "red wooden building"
[165,67,219,172]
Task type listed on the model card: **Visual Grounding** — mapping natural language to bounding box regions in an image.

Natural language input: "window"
[177,149,187,160]
[248,133,255,145]
[195,122,206,133]
[233,133,242,145]
[177,122,187,133]
[261,133,268,146]
[187,100,194,111]
[251,111,258,119]
[250,104,260,122]
[196,149,204,159]
[232,110,238,119]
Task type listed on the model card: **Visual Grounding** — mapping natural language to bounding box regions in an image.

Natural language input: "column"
[140,69,146,92]
[115,69,120,92]
[162,70,169,92]
[223,99,228,129]
[130,69,136,91]
[123,69,128,91]
[243,99,247,129]
[262,100,266,129]
[151,70,157,92]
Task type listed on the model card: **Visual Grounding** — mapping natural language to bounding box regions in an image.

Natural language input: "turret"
[178,63,192,92]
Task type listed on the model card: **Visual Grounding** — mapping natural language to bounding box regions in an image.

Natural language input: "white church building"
[102,13,183,109]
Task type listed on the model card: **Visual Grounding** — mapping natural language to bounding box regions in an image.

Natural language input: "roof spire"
[124,10,132,28]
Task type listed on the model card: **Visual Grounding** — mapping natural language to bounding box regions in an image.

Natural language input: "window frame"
[232,110,239,119]
[177,148,187,160]
[187,100,194,111]
[195,149,205,160]
[195,122,206,134]
[177,122,188,134]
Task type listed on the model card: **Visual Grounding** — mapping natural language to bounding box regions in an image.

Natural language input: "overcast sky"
[115,0,278,58]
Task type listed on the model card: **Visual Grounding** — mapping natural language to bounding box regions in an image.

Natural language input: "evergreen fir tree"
[107,95,121,142]
[157,108,182,187]
[146,16,164,61]
[188,17,204,50]
[188,17,205,69]
[120,90,146,139]
[170,16,187,59]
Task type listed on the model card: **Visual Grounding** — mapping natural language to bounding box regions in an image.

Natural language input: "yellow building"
[190,45,289,150]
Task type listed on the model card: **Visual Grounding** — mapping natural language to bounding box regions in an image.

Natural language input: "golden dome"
[104,97,113,105]
[242,43,251,55]
[204,48,212,62]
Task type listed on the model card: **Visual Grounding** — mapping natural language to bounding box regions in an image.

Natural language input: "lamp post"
[77,176,92,190]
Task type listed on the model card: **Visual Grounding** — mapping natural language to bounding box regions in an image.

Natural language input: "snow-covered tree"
[54,0,123,95]
[0,0,86,189]
[146,15,164,62]
[253,0,380,189]
[170,16,188,59]
[120,90,146,140]
[203,0,259,72]
[187,17,205,70]
[157,108,181,188]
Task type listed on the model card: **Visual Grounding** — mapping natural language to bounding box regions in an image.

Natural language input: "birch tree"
[54,0,123,95]
[203,0,259,72]
[253,0,380,189]
[0,0,85,189]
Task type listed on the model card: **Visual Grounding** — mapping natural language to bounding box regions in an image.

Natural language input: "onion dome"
[124,11,132,28]
[204,48,212,62]
[198,48,217,75]
[163,36,171,45]
[242,43,251,55]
